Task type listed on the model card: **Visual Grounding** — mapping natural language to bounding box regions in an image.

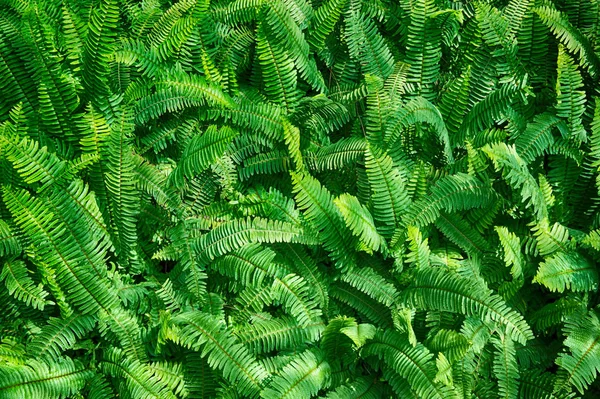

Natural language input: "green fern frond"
[0,357,92,399]
[0,259,51,311]
[172,311,270,397]
[555,310,600,394]
[404,268,533,345]
[261,348,330,399]
[291,171,355,268]
[364,146,410,237]
[29,314,96,359]
[403,173,494,228]
[533,251,598,293]
[168,125,238,188]
[534,5,600,78]
[334,193,385,252]
[362,329,454,399]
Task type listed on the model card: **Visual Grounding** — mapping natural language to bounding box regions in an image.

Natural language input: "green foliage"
[1,0,600,397]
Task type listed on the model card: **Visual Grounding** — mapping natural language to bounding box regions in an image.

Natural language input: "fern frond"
[403,268,533,345]
[514,113,568,163]
[261,348,330,399]
[555,310,600,394]
[334,193,385,252]
[0,357,92,399]
[533,251,598,293]
[291,171,355,268]
[100,347,177,399]
[534,5,600,78]
[483,142,548,220]
[271,273,323,326]
[345,11,394,78]
[362,329,454,399]
[492,332,519,399]
[172,311,270,397]
[495,226,523,279]
[364,146,410,237]
[0,259,50,310]
[236,316,323,354]
[29,314,96,360]
[168,125,238,188]
[403,173,494,228]
[555,46,587,142]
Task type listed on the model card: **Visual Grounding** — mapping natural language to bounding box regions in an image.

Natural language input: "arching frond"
[404,268,533,345]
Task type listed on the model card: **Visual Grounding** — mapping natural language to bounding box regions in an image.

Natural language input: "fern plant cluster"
[1,0,600,397]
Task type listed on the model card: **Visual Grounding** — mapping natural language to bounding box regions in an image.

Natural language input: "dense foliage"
[0,0,600,397]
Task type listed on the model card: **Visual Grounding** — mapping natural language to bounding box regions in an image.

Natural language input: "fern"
[2,0,600,397]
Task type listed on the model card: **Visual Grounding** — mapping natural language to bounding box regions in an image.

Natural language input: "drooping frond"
[362,329,454,399]
[0,259,50,311]
[403,173,494,228]
[172,311,270,397]
[403,268,534,345]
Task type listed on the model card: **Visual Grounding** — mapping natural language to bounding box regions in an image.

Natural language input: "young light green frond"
[334,193,385,252]
[405,225,431,269]
[531,219,571,257]
[495,226,523,279]
[194,217,313,263]
[236,316,323,354]
[135,72,233,124]
[310,137,366,172]
[0,135,70,192]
